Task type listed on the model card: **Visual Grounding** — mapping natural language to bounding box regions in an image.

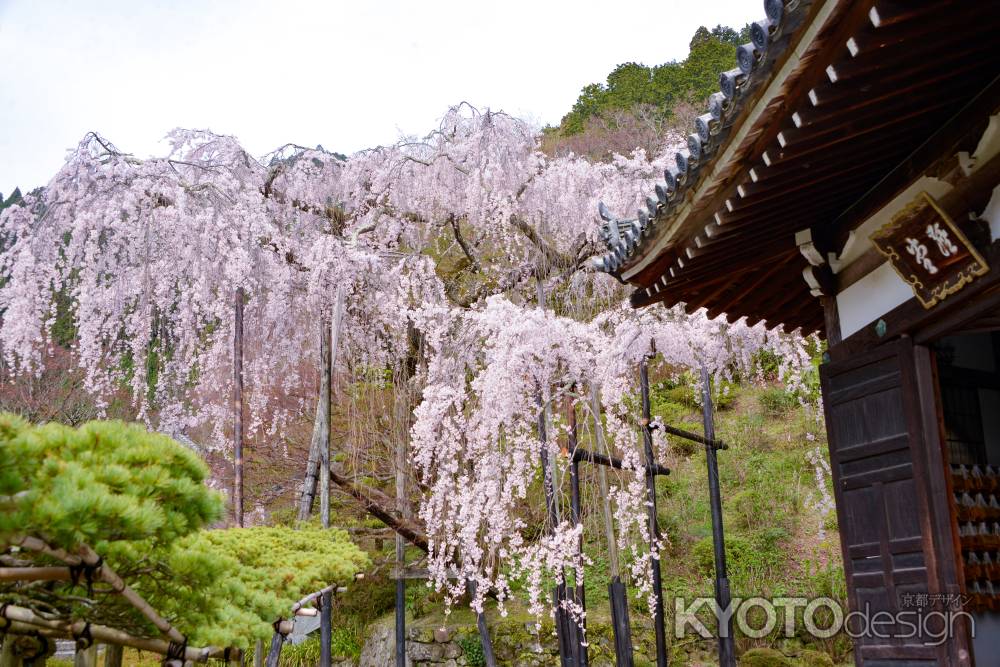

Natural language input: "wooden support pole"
[465,580,497,667]
[537,390,570,667]
[233,287,245,527]
[394,572,406,667]
[394,334,414,667]
[12,537,186,644]
[572,448,671,477]
[102,645,122,667]
[319,318,334,529]
[588,386,634,667]
[700,366,735,667]
[320,590,332,667]
[608,578,635,667]
[73,645,96,667]
[0,609,234,663]
[640,352,668,667]
[588,387,620,577]
[567,396,588,667]
[263,629,284,667]
[252,640,262,667]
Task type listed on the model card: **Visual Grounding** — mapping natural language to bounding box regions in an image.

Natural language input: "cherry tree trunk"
[233,287,245,527]
[298,285,344,520]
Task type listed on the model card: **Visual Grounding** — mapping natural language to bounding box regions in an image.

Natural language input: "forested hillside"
[543,24,750,160]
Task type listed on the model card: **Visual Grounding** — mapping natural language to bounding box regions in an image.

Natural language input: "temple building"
[594,0,1000,664]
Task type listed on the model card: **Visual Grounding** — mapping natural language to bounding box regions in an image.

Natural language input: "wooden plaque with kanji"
[870,191,988,309]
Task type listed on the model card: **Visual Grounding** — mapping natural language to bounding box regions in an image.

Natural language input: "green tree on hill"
[554,24,750,140]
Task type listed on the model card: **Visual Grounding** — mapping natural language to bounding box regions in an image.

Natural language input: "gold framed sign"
[870,191,988,309]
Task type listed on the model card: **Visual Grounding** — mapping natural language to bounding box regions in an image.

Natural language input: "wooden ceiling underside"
[628,0,1000,336]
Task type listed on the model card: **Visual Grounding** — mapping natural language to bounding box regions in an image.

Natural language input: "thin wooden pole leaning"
[588,386,634,667]
[700,366,735,667]
[640,351,668,667]
[233,287,245,527]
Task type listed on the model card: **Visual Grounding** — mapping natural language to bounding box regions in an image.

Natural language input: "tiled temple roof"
[593,0,802,275]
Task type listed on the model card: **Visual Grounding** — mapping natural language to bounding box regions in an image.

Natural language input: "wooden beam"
[829,74,1000,245]
[706,253,797,319]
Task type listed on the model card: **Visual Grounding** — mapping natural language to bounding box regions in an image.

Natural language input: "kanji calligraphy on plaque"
[870,191,988,309]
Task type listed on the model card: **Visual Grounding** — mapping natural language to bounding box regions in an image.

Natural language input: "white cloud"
[0,0,759,195]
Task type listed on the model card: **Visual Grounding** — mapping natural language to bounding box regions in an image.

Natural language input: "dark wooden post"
[640,353,668,667]
[395,572,406,667]
[465,579,497,667]
[264,626,284,667]
[321,589,333,667]
[700,366,735,667]
[233,287,245,527]
[567,396,589,667]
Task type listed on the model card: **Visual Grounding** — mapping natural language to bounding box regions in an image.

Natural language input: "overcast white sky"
[0,0,759,196]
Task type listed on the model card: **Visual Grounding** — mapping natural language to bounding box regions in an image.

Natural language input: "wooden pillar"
[102,645,122,667]
[233,287,245,527]
[252,640,262,667]
[820,295,842,346]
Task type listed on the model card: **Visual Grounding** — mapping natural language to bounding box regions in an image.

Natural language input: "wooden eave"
[607,0,1000,336]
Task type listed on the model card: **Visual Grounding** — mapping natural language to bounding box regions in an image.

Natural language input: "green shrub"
[739,647,795,666]
[751,350,785,383]
[798,649,835,666]
[457,633,486,667]
[693,535,753,577]
[759,388,798,417]
[731,489,773,531]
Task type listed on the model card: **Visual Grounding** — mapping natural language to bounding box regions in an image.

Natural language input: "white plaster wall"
[837,262,914,338]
